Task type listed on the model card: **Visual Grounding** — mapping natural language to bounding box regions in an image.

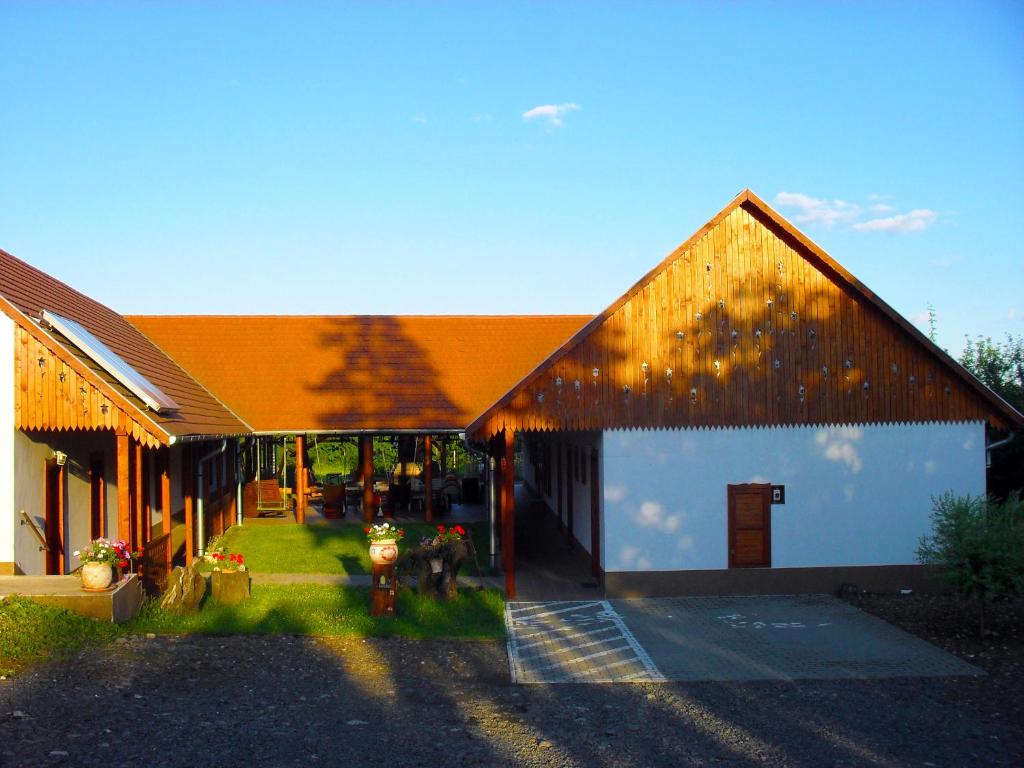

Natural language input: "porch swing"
[252,435,292,516]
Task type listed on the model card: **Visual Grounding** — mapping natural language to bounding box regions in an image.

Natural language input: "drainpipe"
[986,432,1017,468]
[196,440,228,557]
[236,439,244,526]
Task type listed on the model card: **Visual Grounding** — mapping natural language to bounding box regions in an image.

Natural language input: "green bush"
[917,492,1024,629]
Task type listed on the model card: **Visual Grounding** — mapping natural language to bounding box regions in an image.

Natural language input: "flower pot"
[369,538,399,566]
[81,561,114,591]
[429,557,444,574]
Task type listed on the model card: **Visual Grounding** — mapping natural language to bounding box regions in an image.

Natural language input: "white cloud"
[774,192,860,229]
[853,209,936,233]
[522,102,580,127]
[869,203,895,213]
[411,114,428,124]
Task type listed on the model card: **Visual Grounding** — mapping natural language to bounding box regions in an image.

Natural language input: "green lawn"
[1,585,505,675]
[0,596,118,677]
[215,521,490,575]
[124,584,505,638]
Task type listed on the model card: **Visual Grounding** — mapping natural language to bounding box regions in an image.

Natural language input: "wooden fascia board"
[467,189,1023,436]
[0,297,174,446]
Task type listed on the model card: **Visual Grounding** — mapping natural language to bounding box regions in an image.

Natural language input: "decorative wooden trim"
[2,298,170,447]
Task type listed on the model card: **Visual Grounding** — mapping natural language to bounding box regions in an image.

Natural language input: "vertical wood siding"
[474,201,1006,437]
[13,325,164,448]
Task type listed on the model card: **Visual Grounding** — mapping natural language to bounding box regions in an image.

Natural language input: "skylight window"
[40,310,180,413]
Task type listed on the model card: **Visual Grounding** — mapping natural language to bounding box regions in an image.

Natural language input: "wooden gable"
[7,302,168,448]
[470,190,1022,438]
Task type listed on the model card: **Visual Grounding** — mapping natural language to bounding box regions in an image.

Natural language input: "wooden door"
[728,484,771,568]
[44,458,64,574]
[89,453,105,539]
[589,447,601,578]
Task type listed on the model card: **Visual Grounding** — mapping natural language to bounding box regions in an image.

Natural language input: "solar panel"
[40,310,180,413]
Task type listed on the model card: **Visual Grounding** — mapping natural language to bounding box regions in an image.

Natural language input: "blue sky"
[1,1,1021,355]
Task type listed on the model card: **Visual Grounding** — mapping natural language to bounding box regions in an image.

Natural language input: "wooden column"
[501,429,516,598]
[423,434,433,522]
[360,435,375,523]
[182,445,194,566]
[294,434,306,524]
[160,446,172,573]
[115,430,131,546]
[132,439,144,554]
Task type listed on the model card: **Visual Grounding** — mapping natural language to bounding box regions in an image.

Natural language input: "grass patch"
[216,521,490,575]
[123,584,506,639]
[0,596,118,677]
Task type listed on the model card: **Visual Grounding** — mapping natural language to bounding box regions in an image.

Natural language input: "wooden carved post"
[294,434,306,524]
[370,563,397,617]
[160,447,172,574]
[132,440,144,559]
[361,435,375,523]
[183,444,194,567]
[501,429,516,598]
[423,434,433,522]
[116,430,131,548]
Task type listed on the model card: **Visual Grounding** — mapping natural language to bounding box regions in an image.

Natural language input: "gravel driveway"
[2,633,1020,767]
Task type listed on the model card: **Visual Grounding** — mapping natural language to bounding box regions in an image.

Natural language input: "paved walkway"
[506,600,665,683]
[506,595,983,684]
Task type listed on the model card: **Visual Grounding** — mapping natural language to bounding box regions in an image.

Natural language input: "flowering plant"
[206,551,246,572]
[435,524,466,544]
[365,522,405,542]
[73,538,136,569]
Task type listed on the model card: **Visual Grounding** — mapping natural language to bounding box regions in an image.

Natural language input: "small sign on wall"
[771,485,785,504]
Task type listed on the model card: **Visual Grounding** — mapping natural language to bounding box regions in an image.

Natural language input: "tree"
[960,334,1024,498]
[917,492,1024,634]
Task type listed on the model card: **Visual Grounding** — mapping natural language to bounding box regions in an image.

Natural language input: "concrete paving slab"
[612,594,983,682]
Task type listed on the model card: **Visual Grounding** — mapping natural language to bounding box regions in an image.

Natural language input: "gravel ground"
[2,617,1021,768]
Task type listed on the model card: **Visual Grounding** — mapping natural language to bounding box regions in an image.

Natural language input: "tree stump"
[399,539,470,601]
[211,569,251,605]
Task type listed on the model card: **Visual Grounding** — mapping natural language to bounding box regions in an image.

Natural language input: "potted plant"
[365,522,404,565]
[404,524,470,600]
[73,538,135,591]
[207,551,250,605]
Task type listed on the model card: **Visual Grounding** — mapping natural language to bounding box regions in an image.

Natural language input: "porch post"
[360,435,375,523]
[501,429,516,598]
[132,440,144,555]
[183,444,194,566]
[294,434,306,524]
[160,447,172,573]
[115,429,130,546]
[423,434,433,522]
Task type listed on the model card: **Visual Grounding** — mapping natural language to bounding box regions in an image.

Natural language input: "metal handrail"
[19,510,49,551]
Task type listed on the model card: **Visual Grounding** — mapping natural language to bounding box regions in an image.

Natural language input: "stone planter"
[81,561,114,591]
[429,557,444,574]
[369,538,399,566]
[210,569,251,606]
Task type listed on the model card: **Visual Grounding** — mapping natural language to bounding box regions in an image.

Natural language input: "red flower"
[364,527,371,534]
[454,525,465,535]
[118,559,128,568]
[236,554,244,563]
[437,525,446,533]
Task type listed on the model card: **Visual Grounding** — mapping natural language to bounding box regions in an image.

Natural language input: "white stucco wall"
[602,422,987,573]
[523,431,602,555]
[14,430,119,575]
[0,314,14,569]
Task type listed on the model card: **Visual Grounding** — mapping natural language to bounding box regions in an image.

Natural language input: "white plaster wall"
[523,431,602,555]
[0,314,14,568]
[602,422,987,573]
[14,430,118,575]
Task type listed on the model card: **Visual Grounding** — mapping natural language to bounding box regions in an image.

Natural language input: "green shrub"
[917,492,1024,630]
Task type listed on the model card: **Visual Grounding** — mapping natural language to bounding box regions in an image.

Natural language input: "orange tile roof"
[0,247,248,439]
[126,315,591,432]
